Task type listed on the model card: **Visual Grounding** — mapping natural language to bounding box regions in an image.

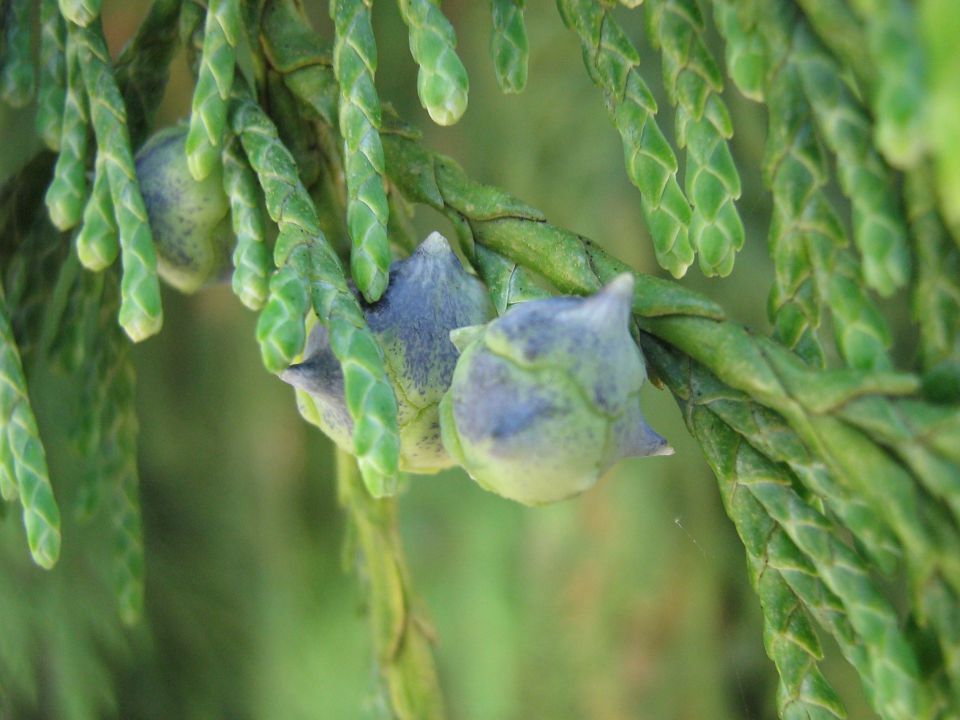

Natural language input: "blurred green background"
[0,1,882,718]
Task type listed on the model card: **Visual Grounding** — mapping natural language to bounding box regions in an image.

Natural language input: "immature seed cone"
[281,232,495,473]
[136,125,232,293]
[439,274,672,505]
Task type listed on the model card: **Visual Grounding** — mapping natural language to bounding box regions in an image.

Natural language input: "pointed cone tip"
[450,324,486,353]
[626,427,674,459]
[582,273,635,323]
[416,232,452,257]
[652,442,675,457]
[646,425,674,457]
[279,364,307,389]
[602,273,635,301]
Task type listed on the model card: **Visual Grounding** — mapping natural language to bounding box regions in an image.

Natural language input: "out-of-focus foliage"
[0,0,957,719]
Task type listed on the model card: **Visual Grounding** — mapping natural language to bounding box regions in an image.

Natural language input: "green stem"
[335,449,445,720]
[260,0,338,128]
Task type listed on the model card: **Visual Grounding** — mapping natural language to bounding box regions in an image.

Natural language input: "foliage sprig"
[646,0,745,277]
[489,0,528,94]
[44,29,89,233]
[75,21,163,341]
[397,0,470,126]
[222,135,271,310]
[331,0,392,303]
[848,0,927,169]
[559,0,695,279]
[753,0,893,371]
[793,26,910,298]
[37,0,67,151]
[0,0,37,108]
[186,0,241,181]
[231,97,401,497]
[76,151,119,271]
[0,281,60,569]
[646,339,930,720]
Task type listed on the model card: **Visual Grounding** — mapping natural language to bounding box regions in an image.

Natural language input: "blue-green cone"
[136,124,232,293]
[281,232,496,473]
[439,274,671,505]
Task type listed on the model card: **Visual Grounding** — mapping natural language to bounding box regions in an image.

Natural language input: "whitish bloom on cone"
[282,232,495,473]
[440,274,672,505]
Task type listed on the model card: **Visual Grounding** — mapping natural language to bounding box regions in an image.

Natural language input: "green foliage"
[76,151,119,271]
[231,97,401,497]
[331,0,391,302]
[559,0,695,279]
[44,29,89,232]
[793,26,910,298]
[99,336,145,627]
[920,0,960,229]
[849,0,927,168]
[753,0,893,371]
[222,135,271,309]
[114,0,183,146]
[37,0,67,151]
[58,0,102,28]
[646,0,744,277]
[0,281,60,568]
[185,0,240,181]
[0,0,36,108]
[489,0,528,94]
[397,0,470,126]
[76,21,163,341]
[1,0,960,717]
[908,169,960,371]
